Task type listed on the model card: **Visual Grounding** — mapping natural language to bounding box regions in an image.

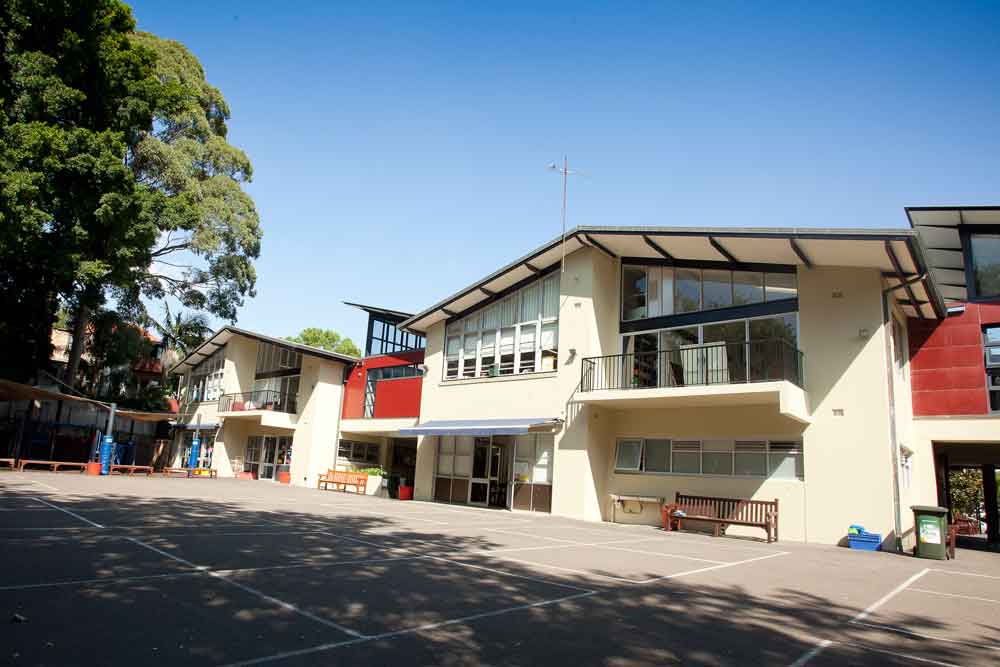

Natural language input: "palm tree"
[150,304,212,387]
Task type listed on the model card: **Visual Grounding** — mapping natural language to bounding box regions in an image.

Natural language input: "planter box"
[364,475,384,496]
[277,471,291,484]
[85,462,102,476]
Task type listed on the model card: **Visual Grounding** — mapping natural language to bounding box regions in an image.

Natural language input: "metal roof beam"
[708,236,739,263]
[583,234,617,260]
[642,235,674,262]
[524,262,541,274]
[885,241,924,320]
[789,238,813,268]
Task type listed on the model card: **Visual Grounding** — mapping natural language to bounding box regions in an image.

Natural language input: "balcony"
[578,340,809,422]
[217,390,299,429]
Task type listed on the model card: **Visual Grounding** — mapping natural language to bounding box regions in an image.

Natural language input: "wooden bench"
[17,460,88,473]
[109,464,153,476]
[160,467,218,478]
[663,492,779,543]
[318,469,368,494]
[0,458,15,469]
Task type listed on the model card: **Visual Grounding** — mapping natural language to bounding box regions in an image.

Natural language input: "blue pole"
[187,436,201,477]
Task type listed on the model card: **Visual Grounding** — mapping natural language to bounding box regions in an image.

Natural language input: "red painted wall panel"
[372,377,423,418]
[907,301,997,416]
[341,350,425,419]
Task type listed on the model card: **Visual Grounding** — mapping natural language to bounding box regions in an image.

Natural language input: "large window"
[337,439,381,467]
[444,273,559,380]
[969,233,1000,299]
[614,437,803,479]
[187,347,225,403]
[621,313,799,386]
[255,342,302,375]
[369,317,425,356]
[985,326,1000,413]
[622,265,797,321]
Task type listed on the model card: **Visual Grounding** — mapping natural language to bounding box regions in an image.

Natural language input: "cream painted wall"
[797,266,897,544]
[289,355,345,488]
[597,404,807,536]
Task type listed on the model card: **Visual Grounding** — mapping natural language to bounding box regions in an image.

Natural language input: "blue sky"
[128,1,1000,345]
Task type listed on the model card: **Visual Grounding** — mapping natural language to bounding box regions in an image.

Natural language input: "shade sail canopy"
[0,379,175,423]
[399,418,563,436]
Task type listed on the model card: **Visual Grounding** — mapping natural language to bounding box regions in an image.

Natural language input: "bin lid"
[911,505,948,514]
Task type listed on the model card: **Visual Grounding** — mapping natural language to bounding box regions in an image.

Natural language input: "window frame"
[613,436,804,480]
[984,325,1000,414]
[961,226,1000,302]
[443,271,559,381]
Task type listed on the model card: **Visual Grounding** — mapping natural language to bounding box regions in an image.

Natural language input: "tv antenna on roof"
[548,156,582,272]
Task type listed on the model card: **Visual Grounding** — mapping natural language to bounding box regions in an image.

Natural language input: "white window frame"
[444,273,559,381]
[613,436,804,480]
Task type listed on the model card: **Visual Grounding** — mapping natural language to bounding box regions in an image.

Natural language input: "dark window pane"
[675,269,701,313]
[971,234,1000,298]
[702,270,733,310]
[765,273,797,301]
[733,271,764,305]
[622,267,647,320]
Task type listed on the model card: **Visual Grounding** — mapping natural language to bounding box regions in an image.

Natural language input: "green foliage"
[151,303,211,356]
[357,467,386,477]
[948,468,983,519]
[286,328,361,357]
[122,31,261,323]
[0,0,161,380]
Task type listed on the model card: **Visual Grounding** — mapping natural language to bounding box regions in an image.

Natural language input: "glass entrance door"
[469,438,491,505]
[244,435,292,481]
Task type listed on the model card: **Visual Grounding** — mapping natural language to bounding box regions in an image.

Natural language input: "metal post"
[187,415,201,477]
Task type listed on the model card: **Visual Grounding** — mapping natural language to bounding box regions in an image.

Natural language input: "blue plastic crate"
[848,532,882,551]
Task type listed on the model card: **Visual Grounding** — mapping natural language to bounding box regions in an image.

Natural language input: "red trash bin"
[398,485,413,501]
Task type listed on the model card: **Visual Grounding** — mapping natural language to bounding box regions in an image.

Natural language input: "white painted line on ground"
[318,503,450,524]
[227,589,598,666]
[32,497,104,528]
[420,554,595,593]
[477,553,642,583]
[795,636,963,667]
[930,567,1000,580]
[636,550,789,585]
[31,480,60,491]
[126,536,367,639]
[788,567,930,666]
[850,620,1000,651]
[908,587,1000,605]
[231,527,793,666]
[599,544,728,565]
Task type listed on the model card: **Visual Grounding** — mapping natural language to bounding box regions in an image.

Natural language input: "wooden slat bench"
[160,467,218,478]
[0,458,15,469]
[17,460,88,473]
[109,464,153,476]
[318,469,368,494]
[663,492,779,543]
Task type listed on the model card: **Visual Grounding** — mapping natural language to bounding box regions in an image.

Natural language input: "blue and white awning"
[399,418,562,437]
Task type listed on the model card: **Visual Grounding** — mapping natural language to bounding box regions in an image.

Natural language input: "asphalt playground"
[2,472,998,666]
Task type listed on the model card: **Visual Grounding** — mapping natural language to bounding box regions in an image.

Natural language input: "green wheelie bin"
[911,505,949,560]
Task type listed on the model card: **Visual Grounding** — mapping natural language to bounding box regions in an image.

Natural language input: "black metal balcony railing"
[581,339,804,392]
[218,390,297,414]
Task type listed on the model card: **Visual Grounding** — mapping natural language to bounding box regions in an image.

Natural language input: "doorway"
[433,433,549,511]
[244,435,292,481]
[468,438,511,508]
[934,442,1000,549]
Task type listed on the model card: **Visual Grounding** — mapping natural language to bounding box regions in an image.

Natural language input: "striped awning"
[399,418,562,437]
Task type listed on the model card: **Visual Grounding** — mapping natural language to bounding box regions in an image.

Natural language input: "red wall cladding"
[908,302,1000,416]
[341,349,424,419]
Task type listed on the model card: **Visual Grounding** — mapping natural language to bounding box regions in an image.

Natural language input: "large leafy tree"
[0,2,261,388]
[286,328,361,357]
[121,31,261,326]
[0,0,160,382]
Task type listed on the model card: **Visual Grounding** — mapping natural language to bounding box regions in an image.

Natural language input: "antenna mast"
[548,156,580,272]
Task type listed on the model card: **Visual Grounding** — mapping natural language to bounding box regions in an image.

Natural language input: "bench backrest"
[675,493,777,524]
[325,470,368,485]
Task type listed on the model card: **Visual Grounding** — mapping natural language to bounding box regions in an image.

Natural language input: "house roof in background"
[169,326,358,374]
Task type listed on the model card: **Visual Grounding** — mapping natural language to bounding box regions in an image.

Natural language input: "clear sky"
[128,1,1000,345]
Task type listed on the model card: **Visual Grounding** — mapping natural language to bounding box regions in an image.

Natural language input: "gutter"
[881,291,904,553]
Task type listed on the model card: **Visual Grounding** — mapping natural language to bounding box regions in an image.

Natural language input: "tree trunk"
[64,301,90,390]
